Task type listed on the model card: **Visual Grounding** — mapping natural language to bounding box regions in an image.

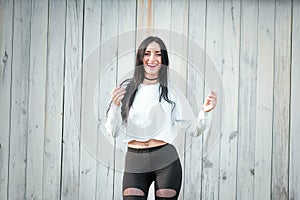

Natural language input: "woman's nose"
[149,53,155,61]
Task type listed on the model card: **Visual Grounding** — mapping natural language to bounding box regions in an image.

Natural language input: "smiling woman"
[105,36,217,200]
[143,41,162,81]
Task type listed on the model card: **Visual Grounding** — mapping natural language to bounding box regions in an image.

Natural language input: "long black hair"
[107,36,175,123]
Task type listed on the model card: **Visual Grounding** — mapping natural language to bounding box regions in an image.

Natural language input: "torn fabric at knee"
[123,187,145,196]
[156,188,177,198]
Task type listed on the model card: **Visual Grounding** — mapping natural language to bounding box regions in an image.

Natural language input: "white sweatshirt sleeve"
[173,105,212,137]
[105,104,123,138]
[169,83,212,137]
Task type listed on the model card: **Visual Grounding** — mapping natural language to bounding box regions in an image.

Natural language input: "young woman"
[105,36,217,200]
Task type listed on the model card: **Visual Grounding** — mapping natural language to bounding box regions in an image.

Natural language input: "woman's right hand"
[112,86,126,106]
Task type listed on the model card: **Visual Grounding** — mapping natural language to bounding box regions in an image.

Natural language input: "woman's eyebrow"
[145,50,161,52]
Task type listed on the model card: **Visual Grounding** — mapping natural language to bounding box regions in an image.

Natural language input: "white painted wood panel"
[0,0,13,199]
[272,0,292,199]
[43,0,66,199]
[153,0,171,50]
[254,1,275,199]
[170,1,189,199]
[25,0,48,198]
[289,1,300,199]
[79,0,101,199]
[8,0,31,199]
[61,0,83,198]
[136,0,154,46]
[96,0,119,199]
[201,0,223,199]
[236,0,258,199]
[219,0,240,199]
[184,0,206,199]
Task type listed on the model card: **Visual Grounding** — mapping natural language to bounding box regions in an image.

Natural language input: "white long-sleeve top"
[105,82,211,144]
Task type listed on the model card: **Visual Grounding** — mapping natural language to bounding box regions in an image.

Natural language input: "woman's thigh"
[122,172,154,200]
[154,158,182,199]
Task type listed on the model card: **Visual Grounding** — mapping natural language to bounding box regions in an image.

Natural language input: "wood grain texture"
[289,1,300,199]
[236,0,258,199]
[272,0,292,199]
[219,0,240,199]
[184,0,206,199]
[25,0,48,199]
[95,0,119,199]
[254,0,275,199]
[79,0,101,199]
[153,0,171,51]
[136,0,154,46]
[43,0,66,199]
[61,0,83,198]
[0,0,13,199]
[8,0,31,199]
[201,0,223,199]
[170,1,189,199]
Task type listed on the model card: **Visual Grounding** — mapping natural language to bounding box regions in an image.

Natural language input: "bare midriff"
[128,139,167,149]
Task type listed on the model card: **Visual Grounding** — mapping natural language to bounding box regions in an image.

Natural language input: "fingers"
[112,86,126,106]
[205,92,217,104]
[202,91,217,112]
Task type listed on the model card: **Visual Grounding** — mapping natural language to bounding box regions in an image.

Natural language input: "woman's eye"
[156,54,161,56]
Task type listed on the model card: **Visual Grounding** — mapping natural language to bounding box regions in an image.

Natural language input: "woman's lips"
[147,64,157,68]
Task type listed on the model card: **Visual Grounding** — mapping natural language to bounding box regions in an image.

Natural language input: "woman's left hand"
[202,91,217,112]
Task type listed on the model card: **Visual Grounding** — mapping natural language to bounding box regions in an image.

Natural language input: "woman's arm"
[174,91,217,137]
[105,104,122,138]
[105,86,126,138]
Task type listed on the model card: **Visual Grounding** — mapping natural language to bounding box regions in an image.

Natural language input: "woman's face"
[143,42,162,78]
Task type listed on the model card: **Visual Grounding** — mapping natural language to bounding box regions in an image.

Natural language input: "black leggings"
[123,144,182,200]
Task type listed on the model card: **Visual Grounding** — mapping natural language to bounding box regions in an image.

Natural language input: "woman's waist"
[127,139,167,149]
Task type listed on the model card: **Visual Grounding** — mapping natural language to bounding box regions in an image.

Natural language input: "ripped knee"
[156,188,177,198]
[123,187,144,197]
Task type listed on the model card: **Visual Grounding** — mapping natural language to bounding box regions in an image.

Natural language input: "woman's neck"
[143,75,159,85]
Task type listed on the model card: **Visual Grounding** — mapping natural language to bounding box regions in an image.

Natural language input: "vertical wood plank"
[289,0,300,199]
[0,0,13,199]
[25,0,48,199]
[114,0,137,199]
[43,0,66,199]
[95,0,118,199]
[153,0,171,47]
[8,0,31,199]
[201,0,223,199]
[219,0,240,199]
[184,0,206,199]
[79,0,101,199]
[136,0,154,45]
[236,0,258,199]
[116,0,136,83]
[272,0,292,199]
[61,0,83,198]
[170,0,189,92]
[254,0,275,199]
[170,1,189,199]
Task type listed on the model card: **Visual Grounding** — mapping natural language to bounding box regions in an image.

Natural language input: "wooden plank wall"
[0,0,299,199]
